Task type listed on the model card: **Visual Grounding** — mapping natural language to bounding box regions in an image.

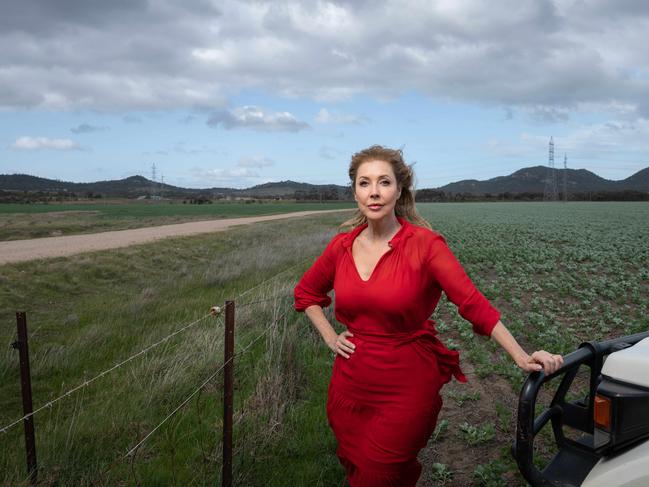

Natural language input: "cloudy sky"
[1,0,648,189]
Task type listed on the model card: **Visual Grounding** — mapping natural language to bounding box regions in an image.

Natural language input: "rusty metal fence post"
[222,301,235,487]
[12,312,37,485]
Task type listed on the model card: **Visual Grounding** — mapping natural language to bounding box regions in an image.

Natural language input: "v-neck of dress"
[346,219,406,283]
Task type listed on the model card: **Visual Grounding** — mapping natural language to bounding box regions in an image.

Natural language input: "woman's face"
[353,159,402,222]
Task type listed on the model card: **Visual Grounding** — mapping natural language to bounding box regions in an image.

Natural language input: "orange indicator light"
[594,394,611,432]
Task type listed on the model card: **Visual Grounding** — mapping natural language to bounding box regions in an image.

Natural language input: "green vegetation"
[0,201,354,241]
[431,419,449,442]
[458,421,496,445]
[448,390,481,406]
[495,401,513,433]
[428,463,453,484]
[0,201,647,485]
[473,458,509,486]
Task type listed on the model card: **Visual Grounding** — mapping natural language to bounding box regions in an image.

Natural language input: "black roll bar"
[513,330,649,487]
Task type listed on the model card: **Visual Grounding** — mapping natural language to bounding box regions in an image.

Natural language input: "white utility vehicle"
[513,331,649,486]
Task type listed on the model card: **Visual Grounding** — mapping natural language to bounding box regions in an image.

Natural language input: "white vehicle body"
[582,337,649,487]
[581,438,649,487]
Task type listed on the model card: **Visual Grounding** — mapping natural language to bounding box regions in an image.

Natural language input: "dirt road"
[0,209,351,265]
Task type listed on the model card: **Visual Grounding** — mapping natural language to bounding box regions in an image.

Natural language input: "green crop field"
[0,202,647,486]
[0,201,355,241]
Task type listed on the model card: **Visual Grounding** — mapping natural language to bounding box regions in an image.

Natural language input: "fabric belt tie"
[347,319,467,384]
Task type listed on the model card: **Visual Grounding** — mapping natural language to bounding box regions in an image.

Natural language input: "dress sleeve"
[293,233,343,312]
[426,233,500,336]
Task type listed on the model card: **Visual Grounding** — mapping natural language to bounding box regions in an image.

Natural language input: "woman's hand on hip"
[518,350,564,374]
[327,330,356,359]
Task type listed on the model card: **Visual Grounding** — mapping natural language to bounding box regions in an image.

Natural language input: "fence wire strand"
[127,311,286,456]
[234,258,312,302]
[113,310,288,481]
[236,292,294,309]
[0,313,215,435]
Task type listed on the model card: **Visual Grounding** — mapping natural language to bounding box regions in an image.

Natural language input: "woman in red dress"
[293,145,563,486]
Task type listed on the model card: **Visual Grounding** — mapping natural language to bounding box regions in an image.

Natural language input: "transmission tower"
[151,163,157,199]
[543,137,559,201]
[562,154,568,202]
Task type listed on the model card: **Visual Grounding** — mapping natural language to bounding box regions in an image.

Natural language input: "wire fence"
[0,313,214,435]
[2,259,308,486]
[125,310,286,461]
[97,307,291,486]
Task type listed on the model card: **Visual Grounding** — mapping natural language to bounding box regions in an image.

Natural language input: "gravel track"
[0,209,350,265]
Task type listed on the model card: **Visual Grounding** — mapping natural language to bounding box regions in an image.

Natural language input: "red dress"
[294,217,500,486]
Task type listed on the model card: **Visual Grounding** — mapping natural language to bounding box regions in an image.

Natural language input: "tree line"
[2,188,647,204]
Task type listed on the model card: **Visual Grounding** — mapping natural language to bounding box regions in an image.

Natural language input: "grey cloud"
[0,0,648,118]
[71,123,109,134]
[207,106,309,132]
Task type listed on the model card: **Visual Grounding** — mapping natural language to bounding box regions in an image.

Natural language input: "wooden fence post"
[13,312,37,485]
[222,301,235,487]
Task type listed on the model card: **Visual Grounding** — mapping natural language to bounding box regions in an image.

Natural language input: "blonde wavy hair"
[340,145,432,230]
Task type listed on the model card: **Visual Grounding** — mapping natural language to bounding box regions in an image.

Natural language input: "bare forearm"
[489,320,563,373]
[489,320,529,368]
[305,305,338,348]
[304,305,356,358]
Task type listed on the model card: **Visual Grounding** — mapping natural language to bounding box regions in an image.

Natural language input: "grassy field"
[0,202,647,486]
[0,201,355,241]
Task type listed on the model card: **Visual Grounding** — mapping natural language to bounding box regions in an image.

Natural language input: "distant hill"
[621,167,649,192]
[0,174,351,200]
[239,180,351,199]
[431,165,649,195]
[1,165,647,202]
[0,174,197,198]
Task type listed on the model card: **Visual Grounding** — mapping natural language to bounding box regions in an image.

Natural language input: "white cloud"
[207,106,309,132]
[10,136,82,151]
[315,108,367,125]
